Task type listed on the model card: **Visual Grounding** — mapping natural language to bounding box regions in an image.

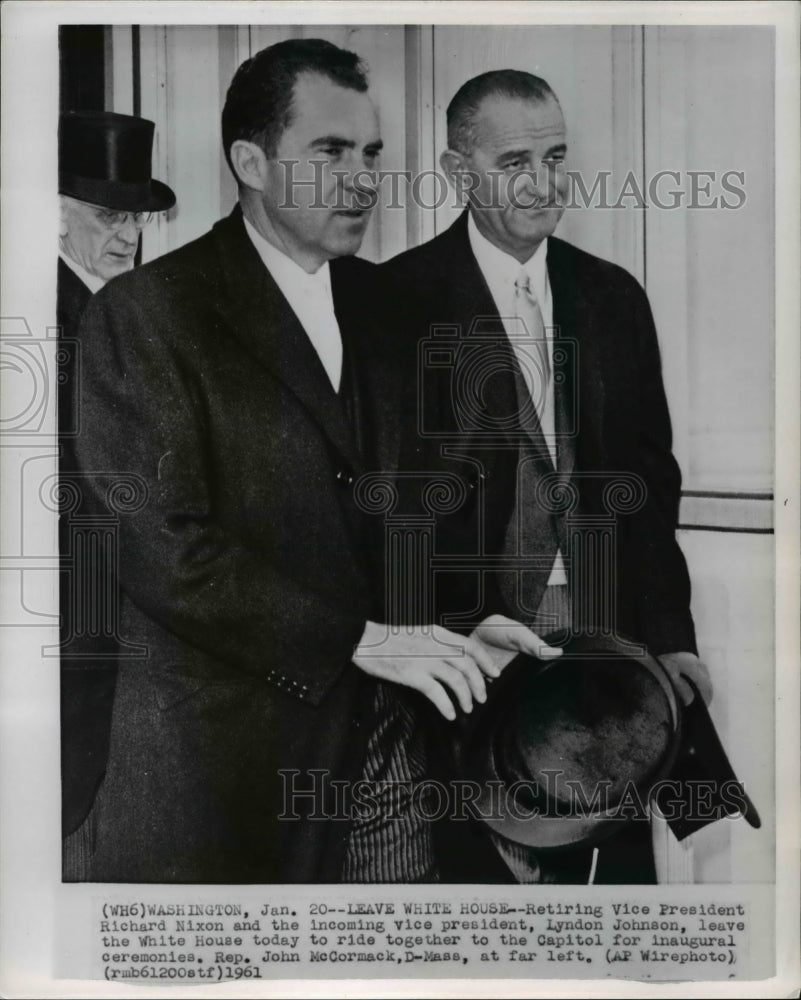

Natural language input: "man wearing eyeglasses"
[57,110,175,344]
[57,110,175,880]
[59,202,152,288]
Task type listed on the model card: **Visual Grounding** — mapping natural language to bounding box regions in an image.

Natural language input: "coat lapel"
[211,208,363,473]
[547,237,606,475]
[443,213,556,473]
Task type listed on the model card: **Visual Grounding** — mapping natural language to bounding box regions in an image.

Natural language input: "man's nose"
[116,217,140,245]
[338,152,377,206]
[512,163,551,207]
[530,162,553,198]
[337,150,371,186]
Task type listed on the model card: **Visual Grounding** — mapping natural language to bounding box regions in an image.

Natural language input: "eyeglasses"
[90,206,155,231]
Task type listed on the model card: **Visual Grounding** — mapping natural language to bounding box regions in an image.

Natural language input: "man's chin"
[326,230,368,258]
[509,219,561,251]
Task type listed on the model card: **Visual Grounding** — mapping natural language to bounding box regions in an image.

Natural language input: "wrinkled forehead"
[470,94,566,154]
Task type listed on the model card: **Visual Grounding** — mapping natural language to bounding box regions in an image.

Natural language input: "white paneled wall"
[137,26,230,261]
[644,26,774,495]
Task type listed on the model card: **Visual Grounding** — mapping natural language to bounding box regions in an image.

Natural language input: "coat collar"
[211,206,366,472]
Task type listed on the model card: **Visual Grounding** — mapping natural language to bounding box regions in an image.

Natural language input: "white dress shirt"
[58,250,106,295]
[467,212,567,587]
[244,216,343,391]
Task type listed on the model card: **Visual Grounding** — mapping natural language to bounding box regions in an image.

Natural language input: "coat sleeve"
[72,282,367,706]
[623,278,698,656]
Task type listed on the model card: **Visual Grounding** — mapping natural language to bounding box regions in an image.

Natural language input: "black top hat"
[59,110,176,213]
[458,633,759,851]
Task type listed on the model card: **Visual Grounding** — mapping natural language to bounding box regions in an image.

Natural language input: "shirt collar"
[243,215,332,296]
[467,210,549,303]
[58,250,106,295]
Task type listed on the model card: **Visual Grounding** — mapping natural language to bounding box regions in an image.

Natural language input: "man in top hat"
[58,110,175,879]
[382,69,713,883]
[58,110,176,343]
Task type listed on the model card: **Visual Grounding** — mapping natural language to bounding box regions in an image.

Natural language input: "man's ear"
[229,140,269,193]
[440,149,475,205]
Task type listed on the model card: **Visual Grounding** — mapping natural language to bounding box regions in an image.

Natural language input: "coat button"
[336,468,354,487]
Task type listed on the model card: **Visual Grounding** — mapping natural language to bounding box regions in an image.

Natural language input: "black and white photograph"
[1,2,799,996]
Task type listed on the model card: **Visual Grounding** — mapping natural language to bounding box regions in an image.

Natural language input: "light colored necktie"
[499,266,568,623]
[513,268,550,424]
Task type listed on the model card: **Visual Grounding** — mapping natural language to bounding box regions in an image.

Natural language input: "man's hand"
[353,621,501,721]
[659,651,713,706]
[471,614,563,674]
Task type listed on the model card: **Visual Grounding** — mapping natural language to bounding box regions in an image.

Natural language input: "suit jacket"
[383,211,697,656]
[57,257,121,839]
[73,207,403,882]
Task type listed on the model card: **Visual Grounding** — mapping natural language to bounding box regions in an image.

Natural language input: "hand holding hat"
[470,613,563,676]
[659,650,713,706]
[456,632,758,851]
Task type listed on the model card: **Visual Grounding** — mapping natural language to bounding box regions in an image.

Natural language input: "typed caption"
[63,885,774,983]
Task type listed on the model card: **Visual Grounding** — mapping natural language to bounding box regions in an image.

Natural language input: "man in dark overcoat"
[58,110,175,878]
[72,40,503,883]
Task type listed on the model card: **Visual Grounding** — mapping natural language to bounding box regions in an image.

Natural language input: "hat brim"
[60,175,176,213]
[460,635,683,851]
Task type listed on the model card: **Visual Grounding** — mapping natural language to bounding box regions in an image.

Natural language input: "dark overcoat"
[58,256,120,840]
[74,207,402,882]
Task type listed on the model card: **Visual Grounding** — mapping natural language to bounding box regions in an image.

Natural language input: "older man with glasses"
[57,110,175,340]
[57,110,175,880]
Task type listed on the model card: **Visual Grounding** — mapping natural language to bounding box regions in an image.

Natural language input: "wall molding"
[678,491,773,533]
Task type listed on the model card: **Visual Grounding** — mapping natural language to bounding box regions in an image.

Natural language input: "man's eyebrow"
[497,147,531,161]
[496,142,568,161]
[310,136,355,149]
[309,136,384,153]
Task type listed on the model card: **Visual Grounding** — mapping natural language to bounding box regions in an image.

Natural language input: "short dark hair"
[222,38,368,173]
[447,70,557,154]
